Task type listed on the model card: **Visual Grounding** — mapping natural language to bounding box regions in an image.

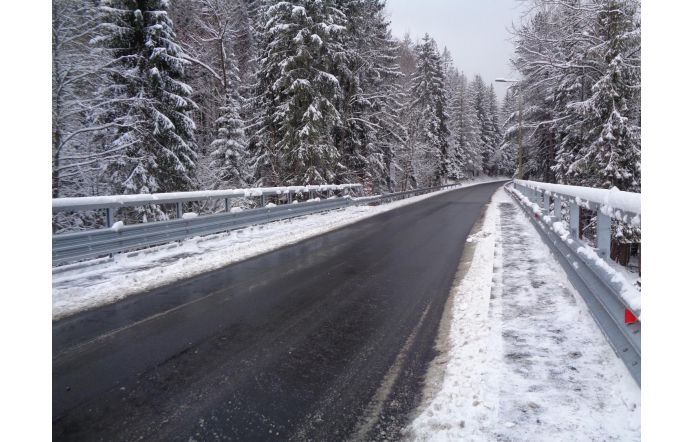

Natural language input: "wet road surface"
[52,181,504,441]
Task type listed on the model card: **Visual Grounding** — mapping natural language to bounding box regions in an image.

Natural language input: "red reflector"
[534,213,539,218]
[624,309,637,324]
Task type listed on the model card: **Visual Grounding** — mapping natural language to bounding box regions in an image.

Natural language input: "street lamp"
[496,78,522,180]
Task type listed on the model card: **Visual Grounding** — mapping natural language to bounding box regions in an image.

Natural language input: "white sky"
[385,0,523,100]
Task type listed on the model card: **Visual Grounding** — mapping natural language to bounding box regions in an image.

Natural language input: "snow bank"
[406,188,500,440]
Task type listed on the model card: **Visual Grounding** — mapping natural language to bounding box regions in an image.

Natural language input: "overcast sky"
[385,0,523,100]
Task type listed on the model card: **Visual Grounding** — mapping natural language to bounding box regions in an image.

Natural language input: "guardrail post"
[341,187,347,197]
[176,202,182,218]
[554,197,562,219]
[225,198,230,212]
[359,186,364,197]
[288,191,293,204]
[570,202,579,239]
[260,195,266,207]
[309,190,314,200]
[326,188,331,199]
[597,210,611,260]
[543,191,550,213]
[106,208,115,258]
[106,207,114,228]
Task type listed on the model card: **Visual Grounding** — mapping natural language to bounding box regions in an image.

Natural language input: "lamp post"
[496,78,522,180]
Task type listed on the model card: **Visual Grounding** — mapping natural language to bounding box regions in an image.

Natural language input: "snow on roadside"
[509,186,641,315]
[52,177,507,321]
[405,188,640,441]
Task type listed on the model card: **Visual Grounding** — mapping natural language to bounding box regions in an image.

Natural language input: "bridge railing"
[513,179,640,258]
[52,184,365,225]
[507,179,641,386]
[52,183,461,266]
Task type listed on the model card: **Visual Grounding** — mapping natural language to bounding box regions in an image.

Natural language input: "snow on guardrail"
[52,184,362,212]
[515,179,640,225]
[509,183,641,316]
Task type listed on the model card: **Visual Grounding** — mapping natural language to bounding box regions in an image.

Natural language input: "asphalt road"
[52,181,504,441]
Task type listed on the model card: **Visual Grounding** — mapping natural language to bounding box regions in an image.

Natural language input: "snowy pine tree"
[573,0,641,192]
[486,84,504,174]
[332,0,404,194]
[168,0,257,195]
[448,74,483,179]
[211,79,249,188]
[190,0,251,189]
[509,0,640,190]
[498,88,519,177]
[251,0,348,186]
[440,48,464,180]
[470,74,496,175]
[94,0,198,220]
[409,34,449,186]
[507,0,641,245]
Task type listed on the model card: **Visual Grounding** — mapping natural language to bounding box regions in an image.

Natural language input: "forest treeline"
[52,0,513,230]
[505,0,640,192]
[504,0,641,244]
[52,0,639,238]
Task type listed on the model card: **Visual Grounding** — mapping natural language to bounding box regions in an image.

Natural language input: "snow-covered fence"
[508,180,641,386]
[52,183,459,265]
[52,184,364,225]
[514,179,640,260]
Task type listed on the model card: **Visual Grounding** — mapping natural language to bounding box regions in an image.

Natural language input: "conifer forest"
[52,0,640,241]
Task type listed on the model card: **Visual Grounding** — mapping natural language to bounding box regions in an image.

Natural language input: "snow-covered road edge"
[404,187,640,441]
[52,177,508,321]
[404,186,500,440]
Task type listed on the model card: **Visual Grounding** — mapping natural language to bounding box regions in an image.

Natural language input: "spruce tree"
[169,0,254,193]
[409,34,449,185]
[333,0,404,194]
[95,0,198,220]
[471,74,495,175]
[211,82,249,188]
[498,88,519,177]
[487,84,503,175]
[193,0,251,189]
[576,0,641,192]
[252,0,348,186]
[448,74,480,179]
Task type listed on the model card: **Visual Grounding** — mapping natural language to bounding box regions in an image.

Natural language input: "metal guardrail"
[52,183,461,265]
[506,180,641,387]
[52,184,365,222]
[513,179,640,260]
